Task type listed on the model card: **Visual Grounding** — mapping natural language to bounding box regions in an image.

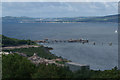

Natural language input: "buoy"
[93,42,95,45]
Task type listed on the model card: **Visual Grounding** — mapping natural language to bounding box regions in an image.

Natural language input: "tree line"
[2,54,120,79]
[2,35,36,47]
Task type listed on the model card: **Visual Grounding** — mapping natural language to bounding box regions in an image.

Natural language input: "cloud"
[2,2,118,17]
[2,0,119,2]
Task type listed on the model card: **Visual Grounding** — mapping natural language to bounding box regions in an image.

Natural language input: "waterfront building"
[65,62,89,71]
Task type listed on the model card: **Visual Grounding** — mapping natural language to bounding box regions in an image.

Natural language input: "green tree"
[2,54,36,79]
[32,64,73,78]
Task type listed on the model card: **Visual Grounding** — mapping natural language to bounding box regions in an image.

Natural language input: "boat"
[115,30,118,33]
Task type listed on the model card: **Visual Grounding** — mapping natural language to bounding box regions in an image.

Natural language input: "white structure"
[0,52,10,55]
[115,30,118,33]
[65,62,89,71]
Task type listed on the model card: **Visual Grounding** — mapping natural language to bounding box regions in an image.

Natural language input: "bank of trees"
[2,54,73,79]
[2,54,120,79]
[2,35,36,47]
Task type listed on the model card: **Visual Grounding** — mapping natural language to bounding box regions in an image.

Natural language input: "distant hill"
[2,16,36,23]
[2,14,119,23]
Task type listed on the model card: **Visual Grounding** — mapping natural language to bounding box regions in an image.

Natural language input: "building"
[0,52,10,55]
[28,53,64,66]
[65,62,90,71]
[28,53,46,64]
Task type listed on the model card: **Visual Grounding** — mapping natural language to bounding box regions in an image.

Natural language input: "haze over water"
[3,22,118,70]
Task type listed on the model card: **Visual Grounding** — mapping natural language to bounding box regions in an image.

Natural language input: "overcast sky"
[2,2,118,18]
[2,0,119,2]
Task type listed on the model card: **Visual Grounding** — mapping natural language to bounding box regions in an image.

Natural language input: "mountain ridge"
[2,14,119,23]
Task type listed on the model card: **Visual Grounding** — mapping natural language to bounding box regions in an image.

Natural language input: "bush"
[2,35,36,47]
[2,54,36,79]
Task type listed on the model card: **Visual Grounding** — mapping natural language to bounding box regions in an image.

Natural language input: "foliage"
[32,64,73,78]
[3,47,58,59]
[2,54,73,79]
[2,54,36,79]
[2,54,120,79]
[73,67,120,78]
[73,68,91,78]
[89,68,120,78]
[2,35,120,79]
[2,35,36,47]
[55,61,65,64]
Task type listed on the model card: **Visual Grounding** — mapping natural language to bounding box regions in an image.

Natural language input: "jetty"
[34,38,113,46]
[34,39,89,44]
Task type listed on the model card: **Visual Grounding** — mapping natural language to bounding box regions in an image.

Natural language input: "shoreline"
[2,44,90,71]
[18,21,118,24]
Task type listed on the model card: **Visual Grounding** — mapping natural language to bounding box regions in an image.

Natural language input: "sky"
[2,2,118,18]
[1,0,119,2]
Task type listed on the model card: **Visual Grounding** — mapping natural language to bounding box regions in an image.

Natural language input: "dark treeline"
[2,35,36,47]
[2,54,73,79]
[2,54,120,79]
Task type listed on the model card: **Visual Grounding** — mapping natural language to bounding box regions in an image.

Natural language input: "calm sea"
[3,22,118,70]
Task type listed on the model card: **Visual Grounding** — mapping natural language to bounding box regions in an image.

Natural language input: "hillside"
[2,53,120,79]
[2,14,119,23]
[2,35,36,47]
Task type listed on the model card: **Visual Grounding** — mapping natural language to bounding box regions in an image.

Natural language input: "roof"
[0,52,9,55]
[66,62,89,67]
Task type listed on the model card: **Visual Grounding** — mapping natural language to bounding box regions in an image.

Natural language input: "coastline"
[18,21,117,24]
[2,43,90,71]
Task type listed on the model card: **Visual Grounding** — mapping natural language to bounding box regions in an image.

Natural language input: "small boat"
[115,30,118,33]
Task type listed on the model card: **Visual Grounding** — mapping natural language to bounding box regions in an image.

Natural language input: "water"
[3,22,118,70]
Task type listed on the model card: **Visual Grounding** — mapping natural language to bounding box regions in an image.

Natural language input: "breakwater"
[34,38,113,46]
[34,39,89,43]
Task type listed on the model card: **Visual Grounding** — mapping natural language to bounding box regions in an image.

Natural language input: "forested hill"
[2,14,119,23]
[2,35,36,47]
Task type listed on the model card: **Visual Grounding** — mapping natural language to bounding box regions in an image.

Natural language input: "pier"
[34,39,89,44]
[34,38,113,46]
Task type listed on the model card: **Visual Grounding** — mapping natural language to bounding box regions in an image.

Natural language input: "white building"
[65,62,90,71]
[0,52,10,55]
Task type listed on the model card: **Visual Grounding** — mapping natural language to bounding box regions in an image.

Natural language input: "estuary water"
[3,22,118,70]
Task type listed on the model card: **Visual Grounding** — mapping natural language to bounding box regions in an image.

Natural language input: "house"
[65,62,89,71]
[0,52,10,55]
[28,53,46,64]
[28,53,64,66]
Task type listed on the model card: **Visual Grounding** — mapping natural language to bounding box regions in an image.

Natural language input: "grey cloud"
[2,2,118,17]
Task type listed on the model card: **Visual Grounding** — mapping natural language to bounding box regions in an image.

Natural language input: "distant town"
[2,14,118,23]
